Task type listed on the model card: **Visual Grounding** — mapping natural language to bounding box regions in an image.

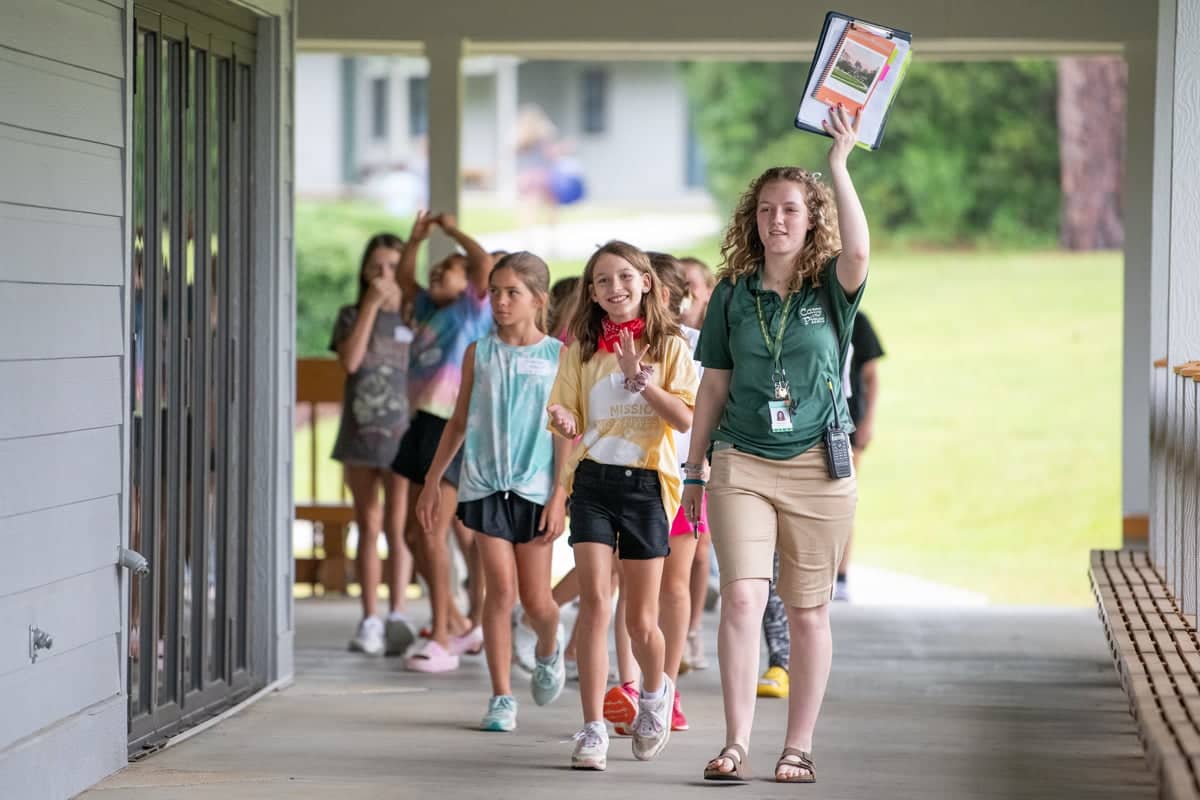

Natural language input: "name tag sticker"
[517,357,555,376]
[393,325,414,343]
[768,400,794,433]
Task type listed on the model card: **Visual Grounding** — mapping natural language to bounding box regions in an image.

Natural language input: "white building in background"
[295,54,711,207]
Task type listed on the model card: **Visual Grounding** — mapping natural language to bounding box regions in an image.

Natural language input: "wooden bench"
[294,358,355,593]
[1091,549,1200,798]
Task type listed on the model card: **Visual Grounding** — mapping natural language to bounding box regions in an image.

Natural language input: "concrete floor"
[85,599,1156,799]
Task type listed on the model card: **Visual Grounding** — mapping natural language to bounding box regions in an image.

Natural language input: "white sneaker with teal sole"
[571,721,609,770]
[480,695,518,732]
[530,631,566,707]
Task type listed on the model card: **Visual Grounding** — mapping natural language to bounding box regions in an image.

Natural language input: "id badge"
[768,400,794,433]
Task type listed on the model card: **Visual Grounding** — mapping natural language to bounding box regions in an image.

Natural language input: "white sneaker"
[348,617,385,656]
[511,610,538,674]
[571,721,609,770]
[531,629,566,706]
[631,676,674,761]
[564,658,579,682]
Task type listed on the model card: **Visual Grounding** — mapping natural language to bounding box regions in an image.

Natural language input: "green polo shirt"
[696,257,863,461]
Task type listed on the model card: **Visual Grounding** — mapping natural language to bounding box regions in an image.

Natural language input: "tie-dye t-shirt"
[458,333,563,505]
[409,287,493,419]
[548,333,699,519]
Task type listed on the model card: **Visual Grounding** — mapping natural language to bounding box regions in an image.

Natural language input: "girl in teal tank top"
[416,252,572,733]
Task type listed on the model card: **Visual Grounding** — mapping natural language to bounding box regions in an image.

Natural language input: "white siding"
[294,53,343,195]
[0,0,129,794]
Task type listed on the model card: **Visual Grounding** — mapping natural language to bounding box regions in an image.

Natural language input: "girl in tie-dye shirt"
[414,251,571,732]
[391,211,493,674]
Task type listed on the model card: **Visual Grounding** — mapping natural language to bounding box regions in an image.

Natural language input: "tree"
[682,60,1063,247]
[1057,57,1126,250]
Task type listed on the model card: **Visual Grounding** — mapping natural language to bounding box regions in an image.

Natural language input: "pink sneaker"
[671,687,688,731]
[404,638,460,673]
[605,681,638,736]
[449,625,484,656]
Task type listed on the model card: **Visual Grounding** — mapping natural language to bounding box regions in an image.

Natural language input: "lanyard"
[754,291,795,369]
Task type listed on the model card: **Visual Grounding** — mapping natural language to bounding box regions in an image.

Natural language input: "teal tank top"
[458,333,563,505]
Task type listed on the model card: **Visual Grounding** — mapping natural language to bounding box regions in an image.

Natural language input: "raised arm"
[824,104,869,295]
[436,213,493,295]
[397,210,434,301]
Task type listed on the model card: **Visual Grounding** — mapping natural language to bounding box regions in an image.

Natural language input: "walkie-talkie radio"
[824,380,853,479]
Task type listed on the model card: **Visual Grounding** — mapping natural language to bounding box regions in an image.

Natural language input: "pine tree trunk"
[1057,57,1127,250]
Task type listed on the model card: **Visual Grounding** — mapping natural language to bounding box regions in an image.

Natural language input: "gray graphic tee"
[328,304,412,468]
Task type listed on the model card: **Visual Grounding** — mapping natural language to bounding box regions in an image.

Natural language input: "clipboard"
[794,12,914,151]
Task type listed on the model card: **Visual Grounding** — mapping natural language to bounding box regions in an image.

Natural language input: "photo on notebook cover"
[794,13,913,151]
[813,24,896,116]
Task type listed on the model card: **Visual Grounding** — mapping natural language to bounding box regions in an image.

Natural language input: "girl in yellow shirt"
[547,240,699,771]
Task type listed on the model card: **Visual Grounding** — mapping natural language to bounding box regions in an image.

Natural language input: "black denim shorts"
[568,460,670,560]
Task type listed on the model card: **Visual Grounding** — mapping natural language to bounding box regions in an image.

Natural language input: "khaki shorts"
[708,444,857,608]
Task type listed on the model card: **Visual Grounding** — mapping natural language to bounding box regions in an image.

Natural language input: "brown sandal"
[775,747,815,783]
[703,743,749,782]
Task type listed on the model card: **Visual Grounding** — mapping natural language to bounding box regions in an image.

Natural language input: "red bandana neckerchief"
[599,317,646,353]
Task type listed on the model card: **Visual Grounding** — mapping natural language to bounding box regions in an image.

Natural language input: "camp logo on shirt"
[799,305,826,326]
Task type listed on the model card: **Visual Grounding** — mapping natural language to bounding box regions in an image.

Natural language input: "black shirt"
[848,311,884,425]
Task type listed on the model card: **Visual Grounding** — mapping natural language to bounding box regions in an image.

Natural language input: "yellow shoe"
[757,666,789,698]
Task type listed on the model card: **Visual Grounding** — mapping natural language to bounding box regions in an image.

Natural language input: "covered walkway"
[86,598,1154,799]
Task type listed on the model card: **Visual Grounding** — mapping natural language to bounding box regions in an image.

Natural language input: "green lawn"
[296,248,1123,607]
[832,67,870,93]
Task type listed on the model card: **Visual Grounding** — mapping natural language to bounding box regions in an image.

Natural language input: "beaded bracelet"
[623,363,655,394]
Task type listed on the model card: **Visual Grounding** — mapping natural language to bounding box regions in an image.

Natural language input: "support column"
[1151,0,1176,574]
[425,37,463,263]
[1122,41,1154,551]
[494,57,519,206]
[1166,0,1200,604]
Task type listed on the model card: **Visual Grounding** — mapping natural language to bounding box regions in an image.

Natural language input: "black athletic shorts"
[568,460,669,560]
[457,491,546,545]
[391,411,463,488]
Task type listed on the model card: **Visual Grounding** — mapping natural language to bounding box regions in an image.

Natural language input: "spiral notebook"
[794,12,913,151]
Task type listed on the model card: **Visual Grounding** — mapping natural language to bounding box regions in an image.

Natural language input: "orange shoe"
[604,682,638,736]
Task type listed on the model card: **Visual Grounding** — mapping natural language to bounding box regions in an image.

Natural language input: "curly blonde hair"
[718,167,841,292]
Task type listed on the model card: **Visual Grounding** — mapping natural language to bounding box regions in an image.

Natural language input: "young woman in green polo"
[686,104,869,785]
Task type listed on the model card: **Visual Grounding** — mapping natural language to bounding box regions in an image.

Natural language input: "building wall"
[295,53,344,195]
[0,0,130,795]
[528,60,691,204]
[297,55,698,204]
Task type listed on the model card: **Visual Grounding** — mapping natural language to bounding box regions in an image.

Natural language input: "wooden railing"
[294,358,354,593]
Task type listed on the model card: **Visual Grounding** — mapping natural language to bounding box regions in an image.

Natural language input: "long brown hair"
[548,276,581,335]
[356,233,405,308]
[491,251,551,332]
[718,167,840,292]
[648,251,688,318]
[568,240,682,363]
